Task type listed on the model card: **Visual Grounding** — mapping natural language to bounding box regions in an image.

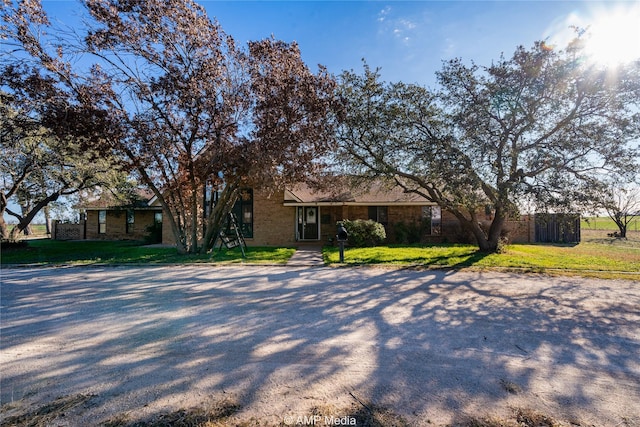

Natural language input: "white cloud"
[378,6,391,23]
[398,19,416,31]
[380,12,418,44]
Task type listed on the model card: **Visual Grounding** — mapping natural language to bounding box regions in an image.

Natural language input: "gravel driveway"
[1,266,639,426]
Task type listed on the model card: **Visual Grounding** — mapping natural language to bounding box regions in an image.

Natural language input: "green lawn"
[1,239,295,265]
[4,234,640,280]
[581,216,640,232]
[324,239,640,280]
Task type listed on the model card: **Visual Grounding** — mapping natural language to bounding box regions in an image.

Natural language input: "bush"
[341,219,386,247]
[144,223,163,244]
[393,220,426,244]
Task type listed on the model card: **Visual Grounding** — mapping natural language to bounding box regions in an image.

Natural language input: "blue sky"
[40,0,640,87]
[6,1,639,223]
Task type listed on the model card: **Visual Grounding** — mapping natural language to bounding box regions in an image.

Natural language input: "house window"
[368,206,388,225]
[422,206,442,235]
[126,209,135,234]
[231,189,253,238]
[98,210,106,234]
[154,212,162,225]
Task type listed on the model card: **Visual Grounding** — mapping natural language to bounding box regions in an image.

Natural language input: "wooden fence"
[534,214,581,243]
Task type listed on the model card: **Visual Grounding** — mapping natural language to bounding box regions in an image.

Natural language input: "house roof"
[283,180,435,206]
[81,189,161,211]
[80,179,435,210]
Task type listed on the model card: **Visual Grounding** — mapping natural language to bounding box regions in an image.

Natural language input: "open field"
[1,266,639,426]
[582,216,640,232]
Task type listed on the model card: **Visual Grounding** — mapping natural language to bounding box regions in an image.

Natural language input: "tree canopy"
[2,0,341,253]
[0,62,124,240]
[337,42,640,252]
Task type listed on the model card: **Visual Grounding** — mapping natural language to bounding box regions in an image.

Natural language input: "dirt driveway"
[1,266,639,426]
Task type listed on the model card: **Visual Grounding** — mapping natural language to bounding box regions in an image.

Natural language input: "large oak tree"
[338,42,640,252]
[0,62,124,241]
[3,0,340,253]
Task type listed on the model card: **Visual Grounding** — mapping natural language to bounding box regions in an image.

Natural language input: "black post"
[336,222,348,264]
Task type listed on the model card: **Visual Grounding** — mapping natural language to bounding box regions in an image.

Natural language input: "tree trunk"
[200,183,239,254]
[486,207,507,250]
[0,194,9,240]
[609,212,631,239]
[617,222,627,239]
[0,213,8,240]
[164,202,188,254]
[452,208,506,253]
[44,205,51,236]
[8,192,62,241]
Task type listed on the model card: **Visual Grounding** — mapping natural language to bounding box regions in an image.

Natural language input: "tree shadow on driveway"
[1,265,639,426]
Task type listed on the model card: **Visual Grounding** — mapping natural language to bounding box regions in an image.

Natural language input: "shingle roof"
[284,180,434,205]
[80,189,160,210]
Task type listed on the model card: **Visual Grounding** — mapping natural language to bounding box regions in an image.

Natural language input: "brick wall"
[86,209,158,241]
[319,206,345,243]
[504,215,535,243]
[251,190,297,246]
[162,215,175,245]
[154,187,536,247]
[53,221,85,240]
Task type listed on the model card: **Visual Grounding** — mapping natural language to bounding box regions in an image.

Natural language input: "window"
[422,206,441,235]
[154,212,162,225]
[368,206,388,225]
[126,210,135,234]
[98,210,106,234]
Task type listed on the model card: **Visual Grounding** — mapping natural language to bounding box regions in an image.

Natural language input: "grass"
[0,239,295,265]
[582,215,640,232]
[3,229,639,280]
[324,232,640,280]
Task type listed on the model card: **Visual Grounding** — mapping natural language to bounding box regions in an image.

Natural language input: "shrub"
[393,221,409,244]
[144,223,163,244]
[341,219,386,247]
[393,220,425,244]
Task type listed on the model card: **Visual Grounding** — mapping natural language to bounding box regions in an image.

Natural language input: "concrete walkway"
[285,245,324,266]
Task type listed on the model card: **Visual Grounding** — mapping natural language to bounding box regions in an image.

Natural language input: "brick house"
[73,182,536,246]
[77,192,163,243]
[279,183,442,245]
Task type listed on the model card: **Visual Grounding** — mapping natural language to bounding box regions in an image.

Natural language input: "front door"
[297,206,319,240]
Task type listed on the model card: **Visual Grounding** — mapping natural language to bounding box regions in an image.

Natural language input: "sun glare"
[583,6,640,67]
[546,4,640,68]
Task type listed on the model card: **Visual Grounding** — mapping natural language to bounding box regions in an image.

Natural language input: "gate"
[534,213,581,243]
